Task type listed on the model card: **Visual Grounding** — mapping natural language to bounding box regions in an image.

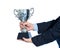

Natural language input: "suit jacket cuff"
[32,35,44,46]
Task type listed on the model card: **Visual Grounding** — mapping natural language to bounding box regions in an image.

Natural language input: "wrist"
[31,24,34,31]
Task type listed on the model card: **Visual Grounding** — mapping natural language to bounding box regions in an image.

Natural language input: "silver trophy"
[14,8,34,39]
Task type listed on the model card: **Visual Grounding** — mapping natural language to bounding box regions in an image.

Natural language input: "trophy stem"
[21,27,27,33]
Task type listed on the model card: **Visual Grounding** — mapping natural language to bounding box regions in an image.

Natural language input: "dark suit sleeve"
[37,20,56,34]
[32,20,60,46]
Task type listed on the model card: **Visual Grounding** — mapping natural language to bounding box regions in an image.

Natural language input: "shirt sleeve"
[33,24,38,31]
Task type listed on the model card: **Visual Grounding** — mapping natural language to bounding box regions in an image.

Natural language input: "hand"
[22,37,32,43]
[20,22,34,31]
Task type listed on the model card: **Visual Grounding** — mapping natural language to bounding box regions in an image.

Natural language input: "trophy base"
[17,32,29,39]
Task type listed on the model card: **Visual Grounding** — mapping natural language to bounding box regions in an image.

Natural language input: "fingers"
[22,37,32,43]
[20,22,28,26]
[20,22,34,31]
[20,22,25,29]
[20,22,29,29]
[23,37,29,42]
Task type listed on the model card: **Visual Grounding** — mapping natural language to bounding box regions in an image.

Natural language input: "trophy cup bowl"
[14,8,34,39]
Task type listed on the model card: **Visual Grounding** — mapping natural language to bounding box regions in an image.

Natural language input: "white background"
[0,0,60,48]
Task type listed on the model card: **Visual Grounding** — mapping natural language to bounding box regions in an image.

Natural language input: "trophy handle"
[30,8,34,16]
[14,9,18,16]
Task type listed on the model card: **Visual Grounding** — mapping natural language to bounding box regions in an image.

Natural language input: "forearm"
[32,19,60,46]
[37,20,56,34]
[33,20,56,34]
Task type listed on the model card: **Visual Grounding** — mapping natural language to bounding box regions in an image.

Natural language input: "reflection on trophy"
[14,8,34,39]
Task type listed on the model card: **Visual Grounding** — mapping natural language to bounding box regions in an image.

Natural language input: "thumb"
[23,37,28,41]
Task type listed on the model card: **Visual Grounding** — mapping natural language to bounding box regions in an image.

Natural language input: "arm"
[20,16,60,46]
[32,19,60,46]
[37,20,56,34]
